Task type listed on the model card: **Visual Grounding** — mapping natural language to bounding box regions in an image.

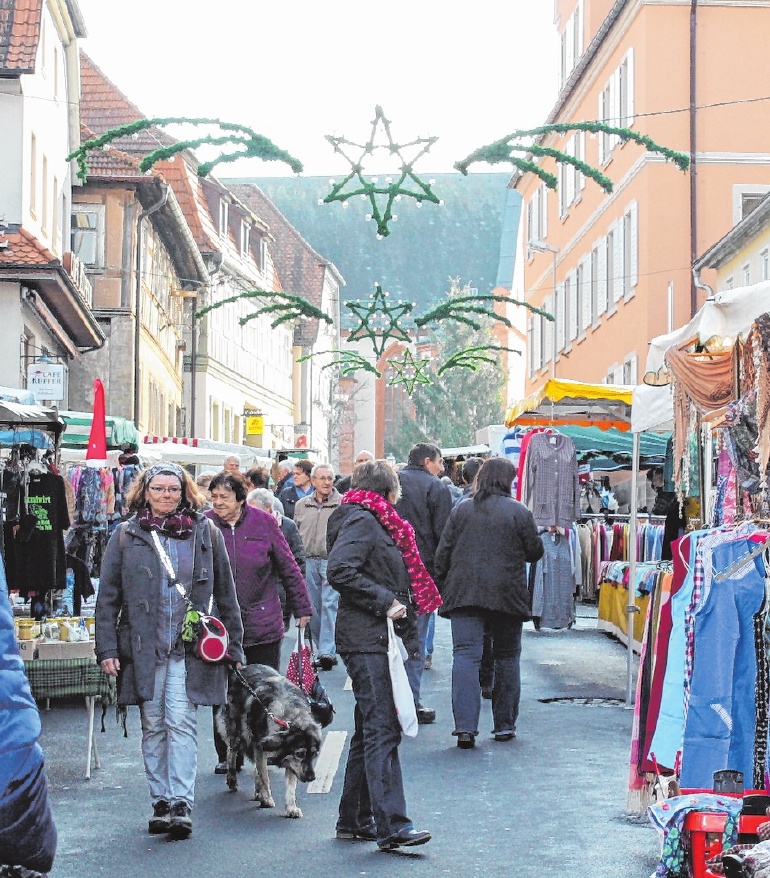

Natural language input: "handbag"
[151,531,230,663]
[293,628,335,728]
[387,617,418,737]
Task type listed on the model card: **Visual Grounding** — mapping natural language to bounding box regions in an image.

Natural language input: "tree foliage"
[384,281,507,460]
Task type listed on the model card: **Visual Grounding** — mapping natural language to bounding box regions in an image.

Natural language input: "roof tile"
[0,0,42,73]
[0,225,56,266]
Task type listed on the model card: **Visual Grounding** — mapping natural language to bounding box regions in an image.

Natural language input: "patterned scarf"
[342,490,442,615]
[137,506,194,539]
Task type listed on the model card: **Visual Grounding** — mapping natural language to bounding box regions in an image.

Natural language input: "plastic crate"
[681,790,766,878]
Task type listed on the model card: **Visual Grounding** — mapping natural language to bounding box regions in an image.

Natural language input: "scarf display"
[342,490,443,615]
[136,506,194,540]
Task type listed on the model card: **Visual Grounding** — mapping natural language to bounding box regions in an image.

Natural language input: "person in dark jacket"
[327,459,433,852]
[0,554,56,875]
[278,459,314,520]
[396,442,452,724]
[434,457,544,749]
[207,472,312,773]
[96,464,245,839]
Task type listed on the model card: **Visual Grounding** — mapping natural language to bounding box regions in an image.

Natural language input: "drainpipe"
[689,0,699,317]
[692,266,714,299]
[133,184,170,428]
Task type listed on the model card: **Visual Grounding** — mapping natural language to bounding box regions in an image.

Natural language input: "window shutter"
[565,136,576,206]
[575,0,583,60]
[597,237,608,315]
[543,295,553,363]
[526,200,533,245]
[527,317,534,376]
[598,91,607,165]
[559,163,567,218]
[568,270,578,340]
[625,49,635,125]
[613,219,624,301]
[628,200,639,289]
[540,184,548,239]
[533,314,542,371]
[611,70,621,148]
[578,132,586,191]
[555,282,566,351]
[581,256,592,331]
[565,13,575,76]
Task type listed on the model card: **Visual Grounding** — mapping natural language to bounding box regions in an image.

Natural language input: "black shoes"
[416,706,435,725]
[214,761,228,775]
[481,687,493,700]
[168,801,192,839]
[457,733,475,749]
[316,654,338,671]
[494,732,516,742]
[148,800,171,834]
[336,826,379,841]
[378,828,432,851]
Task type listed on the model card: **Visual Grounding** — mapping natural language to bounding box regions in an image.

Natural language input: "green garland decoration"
[67,117,303,182]
[386,349,432,394]
[296,350,381,378]
[437,345,521,376]
[454,121,690,193]
[194,290,332,329]
[324,106,440,238]
[416,293,554,331]
[345,283,414,357]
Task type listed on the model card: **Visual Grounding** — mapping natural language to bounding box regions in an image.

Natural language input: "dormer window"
[219,199,229,238]
[240,220,250,256]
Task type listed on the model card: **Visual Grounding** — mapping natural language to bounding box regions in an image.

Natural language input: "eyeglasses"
[148,486,182,495]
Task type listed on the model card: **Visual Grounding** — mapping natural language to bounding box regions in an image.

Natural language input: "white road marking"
[307,730,347,794]
[344,676,352,690]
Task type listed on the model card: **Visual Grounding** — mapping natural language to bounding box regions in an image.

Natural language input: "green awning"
[59,411,140,449]
[559,425,669,470]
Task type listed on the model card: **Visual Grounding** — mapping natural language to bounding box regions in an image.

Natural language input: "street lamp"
[529,239,559,378]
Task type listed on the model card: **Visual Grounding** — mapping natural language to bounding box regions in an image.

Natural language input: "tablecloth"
[23,658,115,701]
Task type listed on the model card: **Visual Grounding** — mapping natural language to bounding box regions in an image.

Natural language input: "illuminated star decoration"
[387,349,432,394]
[345,283,414,358]
[324,106,441,238]
[67,117,303,183]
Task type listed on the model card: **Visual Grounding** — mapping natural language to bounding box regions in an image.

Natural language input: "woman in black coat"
[434,457,544,749]
[326,460,431,852]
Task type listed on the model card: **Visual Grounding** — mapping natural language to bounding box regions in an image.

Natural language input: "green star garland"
[386,349,432,393]
[296,350,381,378]
[454,121,690,193]
[324,106,441,238]
[67,117,303,182]
[345,283,414,357]
[437,345,522,376]
[194,290,332,329]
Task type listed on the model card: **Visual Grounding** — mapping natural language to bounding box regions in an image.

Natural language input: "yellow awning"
[504,378,634,431]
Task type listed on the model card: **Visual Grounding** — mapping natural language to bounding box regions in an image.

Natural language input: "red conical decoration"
[86,379,107,468]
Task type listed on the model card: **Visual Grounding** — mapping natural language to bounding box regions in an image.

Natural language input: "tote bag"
[387,618,418,738]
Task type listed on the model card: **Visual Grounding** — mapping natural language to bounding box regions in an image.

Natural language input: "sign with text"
[27,363,65,400]
[245,415,264,436]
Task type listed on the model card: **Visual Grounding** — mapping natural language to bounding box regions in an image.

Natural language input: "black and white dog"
[217,664,323,818]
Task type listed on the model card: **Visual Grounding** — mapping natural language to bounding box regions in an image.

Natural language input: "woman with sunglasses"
[96,464,244,840]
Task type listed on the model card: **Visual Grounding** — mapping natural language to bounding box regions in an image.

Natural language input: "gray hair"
[311,463,335,479]
[277,459,294,474]
[355,450,375,464]
[248,488,275,510]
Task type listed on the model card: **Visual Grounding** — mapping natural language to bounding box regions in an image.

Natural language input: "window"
[761,250,769,282]
[30,133,37,218]
[543,295,554,364]
[41,156,48,235]
[574,263,583,336]
[623,355,637,385]
[579,255,592,333]
[732,186,770,225]
[527,184,548,248]
[240,220,250,257]
[667,282,675,333]
[51,175,58,252]
[554,282,566,352]
[219,199,229,238]
[618,51,635,128]
[559,0,583,87]
[725,277,734,290]
[743,264,751,287]
[567,269,578,341]
[742,194,766,220]
[70,205,105,267]
[598,49,634,163]
[590,246,599,325]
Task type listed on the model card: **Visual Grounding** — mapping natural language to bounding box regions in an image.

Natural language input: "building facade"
[518,0,770,393]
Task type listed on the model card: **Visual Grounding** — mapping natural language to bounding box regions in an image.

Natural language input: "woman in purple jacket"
[206,471,312,773]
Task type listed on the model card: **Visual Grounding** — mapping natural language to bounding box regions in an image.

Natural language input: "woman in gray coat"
[96,464,244,840]
[434,458,543,749]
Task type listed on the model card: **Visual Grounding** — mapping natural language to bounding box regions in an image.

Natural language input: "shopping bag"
[387,617,418,738]
[286,641,314,695]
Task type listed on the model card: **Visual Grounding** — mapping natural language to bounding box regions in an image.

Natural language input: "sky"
[74,0,560,178]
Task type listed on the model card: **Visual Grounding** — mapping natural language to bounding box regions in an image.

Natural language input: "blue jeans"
[338,652,413,842]
[305,558,339,657]
[405,612,431,707]
[140,657,198,807]
[450,609,523,737]
[425,611,436,658]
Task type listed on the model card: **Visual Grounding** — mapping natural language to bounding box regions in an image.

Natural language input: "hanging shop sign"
[27,363,66,401]
[245,415,264,436]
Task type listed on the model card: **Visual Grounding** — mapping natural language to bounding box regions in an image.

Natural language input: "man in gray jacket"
[294,464,342,670]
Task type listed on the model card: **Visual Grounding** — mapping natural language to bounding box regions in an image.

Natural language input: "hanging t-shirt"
[14,470,70,598]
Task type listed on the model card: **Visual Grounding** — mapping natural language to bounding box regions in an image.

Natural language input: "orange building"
[518,0,770,393]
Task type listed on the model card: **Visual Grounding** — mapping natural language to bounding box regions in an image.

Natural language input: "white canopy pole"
[626,430,640,707]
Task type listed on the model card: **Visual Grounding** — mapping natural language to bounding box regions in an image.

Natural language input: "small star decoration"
[387,349,432,394]
[324,106,441,237]
[345,283,414,358]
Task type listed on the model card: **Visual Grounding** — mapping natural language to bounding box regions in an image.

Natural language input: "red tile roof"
[0,0,41,74]
[0,225,56,265]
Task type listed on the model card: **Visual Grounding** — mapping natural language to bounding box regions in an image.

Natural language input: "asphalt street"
[37,606,660,878]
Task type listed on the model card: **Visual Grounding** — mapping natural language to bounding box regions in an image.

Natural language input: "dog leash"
[230,665,290,730]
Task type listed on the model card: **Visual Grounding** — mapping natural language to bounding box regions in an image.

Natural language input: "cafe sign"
[27,363,66,401]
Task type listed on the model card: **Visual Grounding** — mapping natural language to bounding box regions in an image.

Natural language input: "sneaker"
[316,654,338,671]
[168,801,192,839]
[148,800,171,834]
[494,732,516,742]
[214,761,228,775]
[336,826,378,841]
[377,828,432,851]
[416,706,435,725]
[424,654,432,670]
[456,733,475,750]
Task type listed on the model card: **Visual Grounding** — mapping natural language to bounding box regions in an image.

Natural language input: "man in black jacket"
[396,443,452,724]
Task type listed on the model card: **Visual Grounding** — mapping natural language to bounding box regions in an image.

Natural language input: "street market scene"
[2,1,770,877]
